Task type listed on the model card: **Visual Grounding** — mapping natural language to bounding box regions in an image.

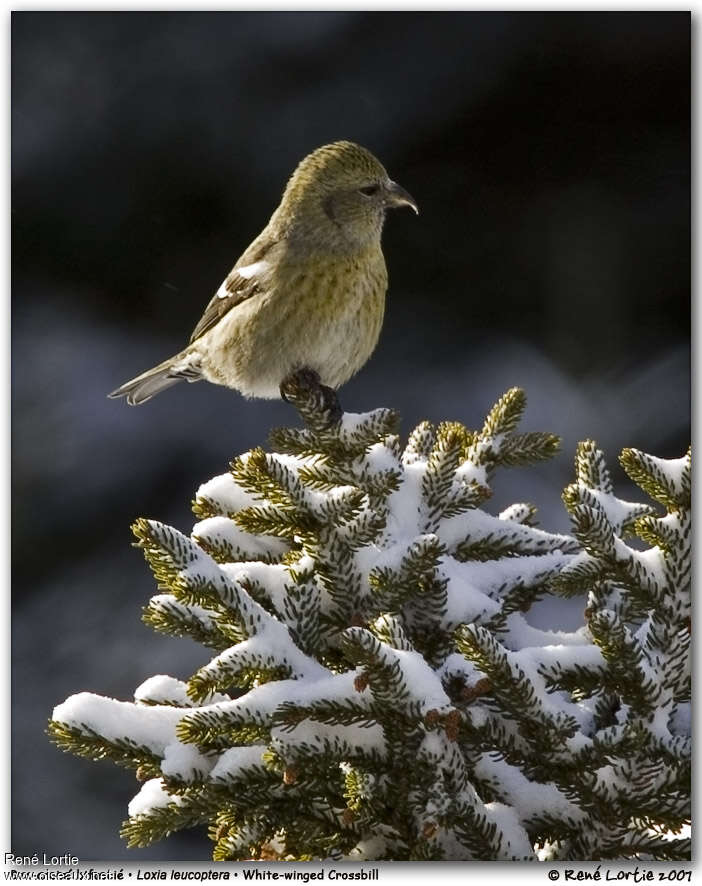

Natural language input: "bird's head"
[278,141,418,253]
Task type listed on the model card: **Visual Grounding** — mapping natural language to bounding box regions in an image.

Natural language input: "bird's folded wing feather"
[189,234,278,344]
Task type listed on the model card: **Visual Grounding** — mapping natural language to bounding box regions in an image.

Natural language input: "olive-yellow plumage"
[109,141,417,406]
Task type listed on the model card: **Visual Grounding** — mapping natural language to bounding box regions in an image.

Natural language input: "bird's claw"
[280,368,343,430]
[280,367,322,401]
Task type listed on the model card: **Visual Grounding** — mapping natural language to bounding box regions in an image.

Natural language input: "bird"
[108,141,418,419]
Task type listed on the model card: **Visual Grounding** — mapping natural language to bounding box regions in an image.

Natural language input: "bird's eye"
[359,184,380,197]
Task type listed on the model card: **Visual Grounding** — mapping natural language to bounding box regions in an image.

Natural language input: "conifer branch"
[49,390,690,861]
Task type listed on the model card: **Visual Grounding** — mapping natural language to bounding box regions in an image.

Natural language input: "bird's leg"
[280,367,343,430]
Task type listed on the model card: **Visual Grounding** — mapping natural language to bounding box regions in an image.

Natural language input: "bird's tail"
[108,352,202,405]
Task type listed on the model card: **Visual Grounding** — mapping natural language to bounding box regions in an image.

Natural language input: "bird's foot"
[280,368,343,430]
[280,367,322,401]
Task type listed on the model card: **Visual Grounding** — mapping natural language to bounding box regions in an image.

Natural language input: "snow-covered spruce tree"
[536,440,691,859]
[48,383,690,861]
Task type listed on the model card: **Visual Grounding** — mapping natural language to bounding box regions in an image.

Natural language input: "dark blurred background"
[11,11,690,861]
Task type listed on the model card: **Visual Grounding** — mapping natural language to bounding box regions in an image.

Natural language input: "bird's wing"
[189,235,278,344]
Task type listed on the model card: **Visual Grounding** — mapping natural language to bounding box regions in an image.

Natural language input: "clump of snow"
[439,557,502,627]
[271,718,386,759]
[454,460,488,489]
[146,594,218,633]
[339,412,379,434]
[671,702,690,734]
[499,503,532,522]
[392,648,451,712]
[162,740,214,780]
[438,506,574,553]
[438,653,487,685]
[417,730,446,759]
[483,801,533,859]
[440,553,573,631]
[383,464,425,540]
[196,470,260,512]
[134,675,230,708]
[220,560,292,614]
[475,753,585,826]
[193,515,288,559]
[520,641,604,676]
[364,441,401,473]
[466,705,488,729]
[579,487,648,534]
[348,836,388,860]
[128,778,183,818]
[502,613,593,651]
[53,693,184,754]
[135,675,195,707]
[645,453,689,497]
[592,764,625,798]
[209,746,266,783]
[507,646,592,731]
